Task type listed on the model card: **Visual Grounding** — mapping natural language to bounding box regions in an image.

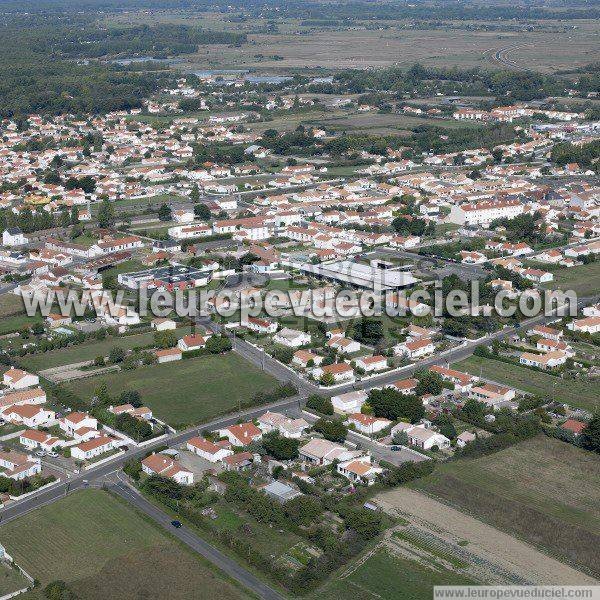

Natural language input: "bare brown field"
[376,487,597,585]
[104,11,599,73]
[180,23,599,73]
[409,436,600,578]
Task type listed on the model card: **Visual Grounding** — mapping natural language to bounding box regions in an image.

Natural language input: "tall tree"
[97,198,115,228]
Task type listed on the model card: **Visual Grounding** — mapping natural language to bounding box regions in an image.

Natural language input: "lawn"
[316,549,474,600]
[0,563,29,597]
[101,259,145,282]
[0,489,252,600]
[0,293,27,317]
[70,232,98,247]
[542,261,600,297]
[454,355,600,411]
[0,312,43,336]
[410,435,600,577]
[65,352,278,427]
[19,327,191,371]
[211,500,302,558]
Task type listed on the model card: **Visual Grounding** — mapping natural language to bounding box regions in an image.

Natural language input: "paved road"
[0,393,302,525]
[109,477,284,600]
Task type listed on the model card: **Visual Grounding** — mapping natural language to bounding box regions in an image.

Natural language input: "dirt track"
[376,488,598,585]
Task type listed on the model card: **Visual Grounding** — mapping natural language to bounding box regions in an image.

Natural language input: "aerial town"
[0,1,597,599]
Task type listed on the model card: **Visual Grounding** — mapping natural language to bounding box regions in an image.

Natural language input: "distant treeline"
[58,24,247,58]
[0,16,246,118]
[333,64,567,101]
[0,0,596,21]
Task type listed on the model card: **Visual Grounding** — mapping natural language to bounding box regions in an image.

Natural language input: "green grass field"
[0,563,29,597]
[0,489,251,600]
[0,293,27,317]
[19,327,191,371]
[65,352,278,427]
[410,436,600,577]
[542,261,600,297]
[454,355,600,411]
[316,549,474,600]
[211,500,302,558]
[0,312,42,336]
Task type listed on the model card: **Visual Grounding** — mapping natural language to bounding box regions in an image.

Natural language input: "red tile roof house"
[177,334,206,352]
[3,367,39,390]
[154,347,183,363]
[71,436,118,462]
[336,458,383,486]
[244,316,277,334]
[19,430,61,452]
[292,350,324,369]
[299,438,362,466]
[312,362,356,383]
[527,325,563,341]
[0,387,47,410]
[561,419,587,437]
[1,404,55,428]
[354,355,389,373]
[393,337,435,360]
[222,451,254,472]
[141,453,194,485]
[429,365,476,392]
[108,404,153,421]
[567,316,600,335]
[536,338,574,356]
[0,450,41,480]
[186,437,233,463]
[326,336,361,354]
[59,412,98,438]
[218,423,262,447]
[348,413,392,435]
[469,383,516,408]
[386,378,418,395]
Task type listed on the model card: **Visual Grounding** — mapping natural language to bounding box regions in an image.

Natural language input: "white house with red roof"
[429,365,475,392]
[336,457,383,486]
[387,378,419,395]
[312,362,356,383]
[59,412,98,437]
[89,235,143,256]
[154,347,183,363]
[292,350,324,369]
[71,436,118,462]
[354,355,388,373]
[0,451,41,480]
[0,387,47,410]
[348,413,392,435]
[244,316,277,334]
[326,336,360,354]
[393,337,435,359]
[20,430,61,452]
[527,325,563,341]
[536,338,574,356]
[3,368,39,390]
[1,404,55,428]
[218,422,263,447]
[567,316,600,334]
[141,453,194,484]
[186,437,233,463]
[177,334,206,352]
